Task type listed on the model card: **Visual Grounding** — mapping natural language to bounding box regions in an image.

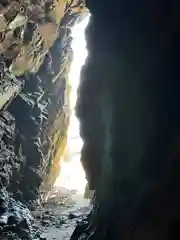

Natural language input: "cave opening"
[54,15,90,196]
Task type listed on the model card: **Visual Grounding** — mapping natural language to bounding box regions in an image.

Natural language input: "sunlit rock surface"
[0,0,88,203]
[0,1,89,239]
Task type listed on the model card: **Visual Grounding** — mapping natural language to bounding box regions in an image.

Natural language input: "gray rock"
[0,214,8,225]
[7,215,20,225]
[41,219,51,227]
[54,223,61,228]
[39,235,47,240]
[68,212,82,219]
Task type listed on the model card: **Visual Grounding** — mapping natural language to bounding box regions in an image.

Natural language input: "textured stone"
[0,0,86,203]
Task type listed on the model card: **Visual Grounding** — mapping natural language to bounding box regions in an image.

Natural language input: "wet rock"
[0,189,48,239]
[7,215,20,225]
[0,215,8,226]
[32,224,41,232]
[41,219,51,227]
[39,235,47,240]
[18,218,30,230]
[64,223,71,228]
[41,214,49,220]
[32,211,42,219]
[44,210,50,215]
[60,218,66,225]
[54,222,61,228]
[68,212,83,219]
[2,224,16,232]
[0,204,7,215]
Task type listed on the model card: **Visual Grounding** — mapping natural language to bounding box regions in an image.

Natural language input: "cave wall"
[76,0,180,238]
[0,0,88,202]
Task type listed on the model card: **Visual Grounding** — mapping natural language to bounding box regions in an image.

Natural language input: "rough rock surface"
[0,188,90,239]
[0,0,88,203]
[0,0,89,239]
[75,0,180,239]
[0,188,42,239]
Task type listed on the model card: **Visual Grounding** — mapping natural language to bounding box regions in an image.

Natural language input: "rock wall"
[0,0,88,202]
[76,0,180,239]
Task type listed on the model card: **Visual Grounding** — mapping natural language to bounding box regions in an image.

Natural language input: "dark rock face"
[0,189,45,240]
[75,0,180,239]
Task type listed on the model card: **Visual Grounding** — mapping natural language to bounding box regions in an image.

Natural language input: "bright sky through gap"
[54,16,90,194]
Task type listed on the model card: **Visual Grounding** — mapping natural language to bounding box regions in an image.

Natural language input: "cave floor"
[32,187,90,240]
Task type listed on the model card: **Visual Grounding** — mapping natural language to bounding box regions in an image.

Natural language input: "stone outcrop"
[0,189,39,239]
[0,0,88,203]
[75,0,180,239]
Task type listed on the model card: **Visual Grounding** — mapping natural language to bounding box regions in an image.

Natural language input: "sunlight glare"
[54,16,90,194]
